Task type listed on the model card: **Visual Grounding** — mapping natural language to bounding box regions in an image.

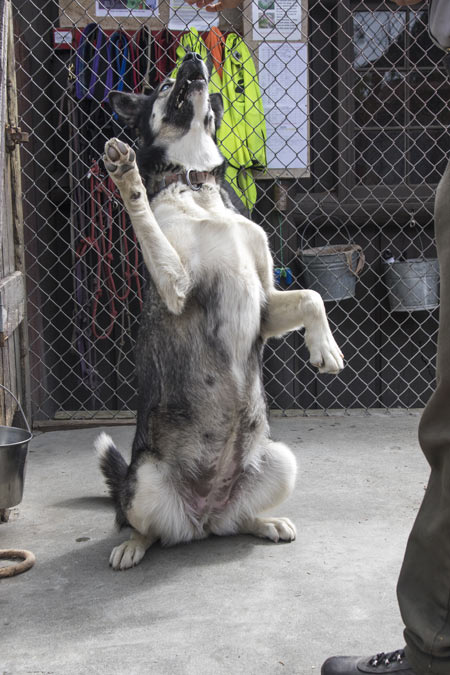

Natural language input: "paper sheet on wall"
[168,0,217,30]
[252,0,302,42]
[259,42,308,171]
[95,1,159,17]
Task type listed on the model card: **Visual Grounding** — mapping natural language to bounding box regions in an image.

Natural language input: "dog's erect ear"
[210,93,224,130]
[109,91,146,128]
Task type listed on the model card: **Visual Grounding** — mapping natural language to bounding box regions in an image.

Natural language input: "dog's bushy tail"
[95,432,128,528]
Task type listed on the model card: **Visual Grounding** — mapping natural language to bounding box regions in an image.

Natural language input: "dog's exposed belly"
[182,446,243,524]
[136,283,268,526]
[179,395,268,525]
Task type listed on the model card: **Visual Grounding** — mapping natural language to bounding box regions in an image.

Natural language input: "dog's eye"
[160,83,172,92]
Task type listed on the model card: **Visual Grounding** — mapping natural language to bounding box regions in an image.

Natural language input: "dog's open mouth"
[175,73,207,109]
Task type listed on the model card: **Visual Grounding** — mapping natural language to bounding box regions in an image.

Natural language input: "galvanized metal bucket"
[384,258,440,312]
[0,384,32,509]
[300,223,365,302]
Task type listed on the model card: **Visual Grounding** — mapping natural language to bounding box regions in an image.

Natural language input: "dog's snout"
[183,52,203,63]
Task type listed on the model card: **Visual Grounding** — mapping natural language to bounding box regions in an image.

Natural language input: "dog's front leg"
[262,289,344,374]
[103,138,190,315]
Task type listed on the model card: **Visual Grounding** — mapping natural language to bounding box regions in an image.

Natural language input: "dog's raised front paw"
[307,326,344,374]
[246,516,296,543]
[103,138,136,180]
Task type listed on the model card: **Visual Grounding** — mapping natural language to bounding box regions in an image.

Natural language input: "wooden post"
[7,1,30,423]
[0,0,31,427]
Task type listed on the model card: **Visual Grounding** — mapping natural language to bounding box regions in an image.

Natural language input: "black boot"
[321,649,417,674]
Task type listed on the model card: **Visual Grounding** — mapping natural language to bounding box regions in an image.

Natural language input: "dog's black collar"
[155,168,217,194]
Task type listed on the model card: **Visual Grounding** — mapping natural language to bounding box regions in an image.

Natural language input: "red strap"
[77,161,143,341]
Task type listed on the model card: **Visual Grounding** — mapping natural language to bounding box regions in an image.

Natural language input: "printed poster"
[252,0,302,42]
[259,41,309,171]
[168,0,218,30]
[95,0,158,16]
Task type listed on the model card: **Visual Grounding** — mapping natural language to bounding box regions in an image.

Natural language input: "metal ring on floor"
[0,549,35,578]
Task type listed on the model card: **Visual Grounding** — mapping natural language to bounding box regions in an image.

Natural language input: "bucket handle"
[300,218,365,277]
[299,217,353,253]
[0,384,31,436]
[345,245,366,277]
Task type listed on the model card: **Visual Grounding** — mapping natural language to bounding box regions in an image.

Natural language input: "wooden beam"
[7,0,31,421]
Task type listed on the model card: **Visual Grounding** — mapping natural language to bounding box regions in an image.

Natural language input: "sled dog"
[96,52,343,570]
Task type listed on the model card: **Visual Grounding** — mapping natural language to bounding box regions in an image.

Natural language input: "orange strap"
[204,27,225,79]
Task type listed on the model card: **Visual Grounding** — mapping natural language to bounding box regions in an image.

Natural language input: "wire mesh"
[11,0,446,422]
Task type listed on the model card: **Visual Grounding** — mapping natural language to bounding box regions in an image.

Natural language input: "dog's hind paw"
[243,516,296,543]
[103,138,136,180]
[109,533,152,570]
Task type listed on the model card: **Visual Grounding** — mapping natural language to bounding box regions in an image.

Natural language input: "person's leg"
[396,158,450,675]
[322,159,450,675]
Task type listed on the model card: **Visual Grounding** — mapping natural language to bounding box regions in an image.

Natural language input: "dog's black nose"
[183,52,203,63]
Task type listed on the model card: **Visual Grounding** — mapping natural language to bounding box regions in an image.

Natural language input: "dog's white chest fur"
[153,185,264,352]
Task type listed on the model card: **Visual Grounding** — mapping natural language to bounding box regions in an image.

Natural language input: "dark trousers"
[398,159,450,675]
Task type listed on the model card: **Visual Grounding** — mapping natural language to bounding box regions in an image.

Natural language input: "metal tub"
[0,386,32,509]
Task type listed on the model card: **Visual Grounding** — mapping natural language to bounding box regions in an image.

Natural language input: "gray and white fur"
[96,52,344,570]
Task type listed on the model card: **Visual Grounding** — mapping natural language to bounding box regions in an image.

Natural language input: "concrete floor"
[0,411,428,675]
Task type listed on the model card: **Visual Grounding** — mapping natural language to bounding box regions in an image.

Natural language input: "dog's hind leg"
[210,440,298,543]
[103,138,190,315]
[109,530,157,571]
[109,459,199,570]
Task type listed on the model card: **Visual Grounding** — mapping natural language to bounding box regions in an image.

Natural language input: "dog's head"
[109,52,224,174]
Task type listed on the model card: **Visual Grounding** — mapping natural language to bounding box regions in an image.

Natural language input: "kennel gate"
[10,0,448,424]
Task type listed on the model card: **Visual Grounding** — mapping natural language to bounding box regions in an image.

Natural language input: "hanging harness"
[110,30,138,94]
[71,26,145,356]
[75,23,113,102]
[76,160,143,341]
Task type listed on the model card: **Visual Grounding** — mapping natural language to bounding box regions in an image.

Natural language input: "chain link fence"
[12,0,447,423]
